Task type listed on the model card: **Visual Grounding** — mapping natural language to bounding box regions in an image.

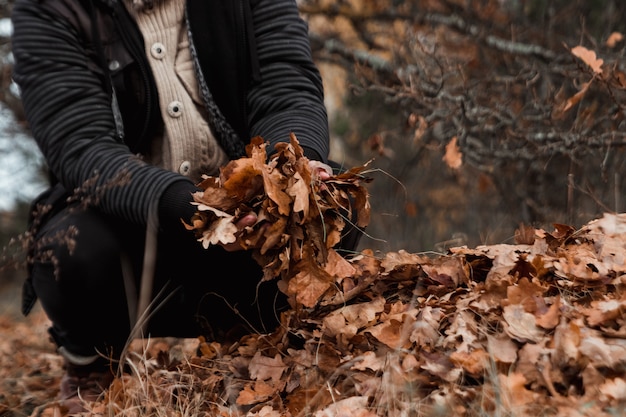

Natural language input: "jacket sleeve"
[11,0,195,228]
[247,0,330,163]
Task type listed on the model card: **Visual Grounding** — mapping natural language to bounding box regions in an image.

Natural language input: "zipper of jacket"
[108,0,157,149]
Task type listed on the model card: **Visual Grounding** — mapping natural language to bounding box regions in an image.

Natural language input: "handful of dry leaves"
[183,133,372,308]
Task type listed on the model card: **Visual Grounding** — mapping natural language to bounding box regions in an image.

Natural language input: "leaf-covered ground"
[2,212,626,416]
[1,138,625,416]
[0,290,63,417]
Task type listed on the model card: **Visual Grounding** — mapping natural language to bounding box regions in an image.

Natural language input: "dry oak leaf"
[552,319,582,366]
[571,45,604,74]
[409,306,444,347]
[599,378,626,401]
[286,170,310,219]
[583,298,626,327]
[516,342,548,386]
[535,295,561,330]
[502,304,544,343]
[314,396,378,417]
[498,372,536,407]
[369,301,420,349]
[553,247,610,282]
[442,310,479,353]
[351,351,385,372]
[421,256,467,287]
[247,405,284,417]
[323,312,358,342]
[420,351,462,382]
[589,212,626,235]
[190,204,237,248]
[553,80,592,118]
[443,136,463,169]
[287,248,355,308]
[287,256,335,308]
[248,352,288,385]
[325,248,357,282]
[579,328,626,368]
[380,250,425,279]
[337,296,385,327]
[326,161,373,228]
[366,318,408,349]
[263,165,292,217]
[449,348,490,375]
[486,333,518,364]
[587,213,626,271]
[236,380,277,406]
[606,32,624,48]
[502,277,548,313]
[323,297,385,339]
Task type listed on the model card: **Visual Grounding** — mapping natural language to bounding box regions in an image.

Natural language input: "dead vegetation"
[2,1,626,416]
[2,137,625,417]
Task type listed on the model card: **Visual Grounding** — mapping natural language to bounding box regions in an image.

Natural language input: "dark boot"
[58,359,115,414]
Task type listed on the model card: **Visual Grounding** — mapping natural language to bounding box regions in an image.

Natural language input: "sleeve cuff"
[158,180,201,232]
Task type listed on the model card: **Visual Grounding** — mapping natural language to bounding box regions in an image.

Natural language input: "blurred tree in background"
[2,0,626,260]
[0,0,39,284]
[300,0,626,253]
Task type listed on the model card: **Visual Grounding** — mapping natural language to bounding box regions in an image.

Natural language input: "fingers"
[236,212,257,229]
[309,160,332,181]
[316,168,331,181]
[220,212,258,252]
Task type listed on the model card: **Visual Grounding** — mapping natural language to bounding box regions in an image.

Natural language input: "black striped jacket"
[11,0,329,227]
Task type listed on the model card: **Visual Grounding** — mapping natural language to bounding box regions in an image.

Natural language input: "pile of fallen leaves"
[6,136,625,416]
[102,214,625,417]
[99,136,626,417]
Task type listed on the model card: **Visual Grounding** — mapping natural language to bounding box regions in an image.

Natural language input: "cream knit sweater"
[125,0,228,182]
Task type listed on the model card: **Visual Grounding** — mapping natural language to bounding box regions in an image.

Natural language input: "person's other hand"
[309,160,332,182]
[220,212,258,252]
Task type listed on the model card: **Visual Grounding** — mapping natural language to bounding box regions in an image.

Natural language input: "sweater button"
[108,60,120,71]
[167,101,183,118]
[179,161,191,176]
[150,42,166,59]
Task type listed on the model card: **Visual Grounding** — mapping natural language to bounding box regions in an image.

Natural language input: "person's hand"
[309,160,333,182]
[219,212,259,252]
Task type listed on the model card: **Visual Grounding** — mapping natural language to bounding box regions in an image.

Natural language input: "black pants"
[27,198,288,359]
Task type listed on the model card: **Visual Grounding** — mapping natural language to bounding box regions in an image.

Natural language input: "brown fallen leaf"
[571,45,604,74]
[236,380,277,406]
[443,136,463,169]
